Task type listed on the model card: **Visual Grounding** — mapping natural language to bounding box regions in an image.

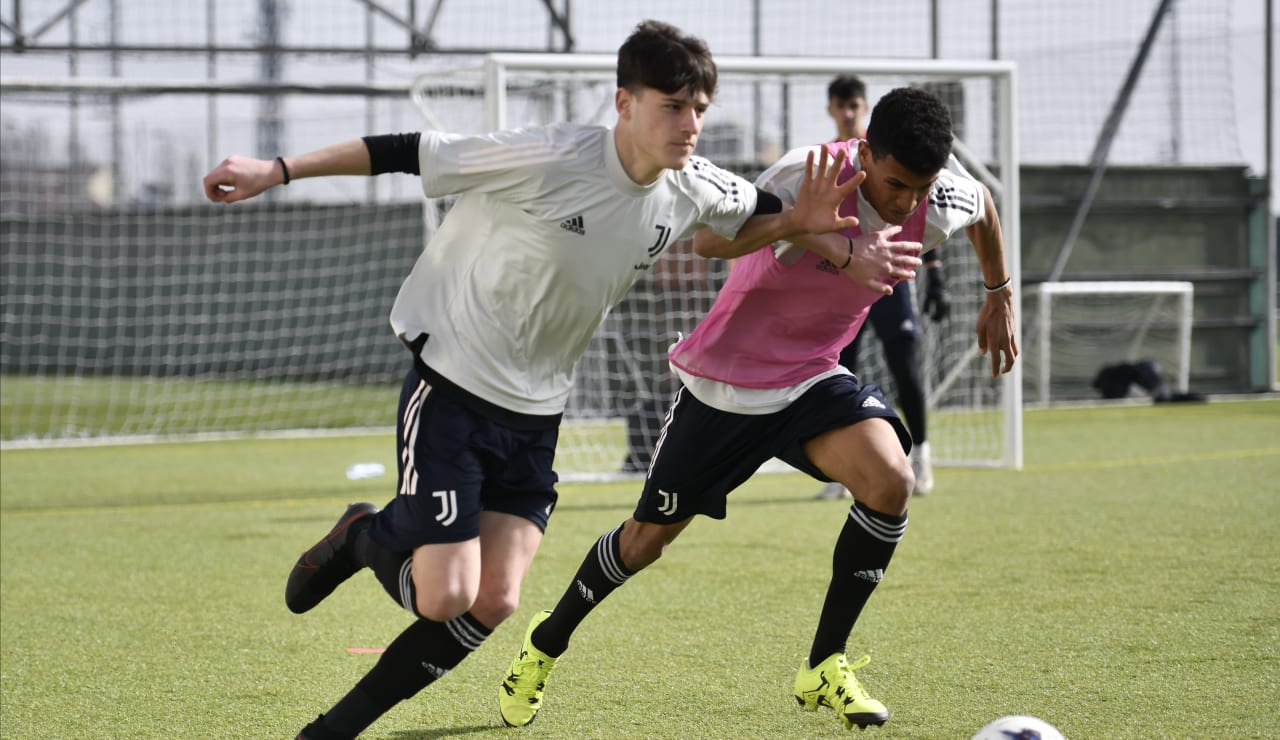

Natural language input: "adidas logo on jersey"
[560,215,585,235]
[861,396,886,409]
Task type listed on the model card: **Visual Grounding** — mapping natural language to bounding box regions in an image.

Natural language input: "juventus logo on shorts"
[657,489,678,516]
[433,489,458,526]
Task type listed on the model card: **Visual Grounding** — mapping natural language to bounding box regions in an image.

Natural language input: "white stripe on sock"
[445,615,487,651]
[398,557,415,614]
[596,525,629,585]
[848,506,907,543]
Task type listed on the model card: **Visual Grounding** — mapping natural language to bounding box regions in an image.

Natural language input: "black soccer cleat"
[285,502,379,614]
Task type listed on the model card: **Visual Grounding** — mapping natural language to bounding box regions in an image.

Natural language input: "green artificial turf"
[2,399,1277,738]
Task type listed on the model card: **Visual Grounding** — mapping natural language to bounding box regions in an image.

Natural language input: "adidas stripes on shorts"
[369,363,560,551]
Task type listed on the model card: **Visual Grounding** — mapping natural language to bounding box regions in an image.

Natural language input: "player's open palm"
[844,225,922,295]
[790,147,865,236]
[203,155,278,204]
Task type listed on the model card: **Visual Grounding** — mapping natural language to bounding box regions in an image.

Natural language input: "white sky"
[0,0,1273,211]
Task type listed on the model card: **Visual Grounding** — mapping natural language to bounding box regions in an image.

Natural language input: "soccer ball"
[971,715,1065,740]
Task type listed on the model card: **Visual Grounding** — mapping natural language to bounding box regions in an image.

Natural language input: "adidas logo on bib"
[861,396,885,409]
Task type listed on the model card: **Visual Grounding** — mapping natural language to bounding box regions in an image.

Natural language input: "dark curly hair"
[617,20,718,100]
[865,87,953,175]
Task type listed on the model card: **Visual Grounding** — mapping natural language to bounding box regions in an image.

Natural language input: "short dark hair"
[617,20,718,99]
[828,75,866,102]
[865,87,953,175]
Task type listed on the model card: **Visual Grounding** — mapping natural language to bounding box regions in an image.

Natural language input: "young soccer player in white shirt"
[202,20,917,739]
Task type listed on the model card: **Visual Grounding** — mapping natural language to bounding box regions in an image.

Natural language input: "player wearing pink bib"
[499,87,1017,731]
[667,138,928,390]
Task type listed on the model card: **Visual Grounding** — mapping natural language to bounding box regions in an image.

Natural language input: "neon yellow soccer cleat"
[793,653,889,729]
[499,610,558,727]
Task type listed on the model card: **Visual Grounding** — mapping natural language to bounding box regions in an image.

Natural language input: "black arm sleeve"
[363,133,423,175]
[752,187,783,215]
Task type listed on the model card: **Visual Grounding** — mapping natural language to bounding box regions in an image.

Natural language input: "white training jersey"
[389,123,757,416]
[762,146,985,254]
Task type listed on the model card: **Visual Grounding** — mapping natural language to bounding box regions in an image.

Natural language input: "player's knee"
[468,587,519,627]
[413,587,474,623]
[618,532,667,571]
[860,458,913,516]
[883,458,915,514]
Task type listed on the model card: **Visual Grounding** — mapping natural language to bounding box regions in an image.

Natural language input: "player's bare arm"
[692,148,862,260]
[788,226,923,296]
[202,139,372,204]
[965,183,1018,376]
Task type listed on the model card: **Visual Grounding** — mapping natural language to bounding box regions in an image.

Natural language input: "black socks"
[305,612,492,738]
[808,501,907,667]
[532,523,634,657]
[355,528,418,615]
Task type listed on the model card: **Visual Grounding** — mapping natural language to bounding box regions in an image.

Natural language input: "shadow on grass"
[387,726,497,739]
[553,494,831,515]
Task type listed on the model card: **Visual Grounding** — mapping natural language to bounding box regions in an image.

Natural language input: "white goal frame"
[412,54,1023,474]
[0,57,1022,477]
[1027,280,1194,405]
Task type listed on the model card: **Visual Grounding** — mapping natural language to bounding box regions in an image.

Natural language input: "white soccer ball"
[971,715,1065,740]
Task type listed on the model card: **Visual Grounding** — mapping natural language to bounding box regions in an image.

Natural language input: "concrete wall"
[1020,164,1268,393]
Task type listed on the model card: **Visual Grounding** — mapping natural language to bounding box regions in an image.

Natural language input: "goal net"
[0,81,428,447]
[413,54,1023,476]
[1023,281,1193,405]
[0,55,1021,480]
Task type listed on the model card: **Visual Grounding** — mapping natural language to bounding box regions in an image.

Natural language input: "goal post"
[1024,281,1194,406]
[414,54,1023,476]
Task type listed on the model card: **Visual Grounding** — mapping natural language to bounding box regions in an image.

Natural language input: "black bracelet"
[838,237,853,270]
[276,156,291,185]
[983,276,1012,292]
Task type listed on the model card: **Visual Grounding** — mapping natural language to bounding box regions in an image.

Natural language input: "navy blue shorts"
[634,374,909,523]
[369,364,560,550]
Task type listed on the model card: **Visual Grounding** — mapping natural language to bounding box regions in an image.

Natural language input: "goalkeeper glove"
[923,261,950,322]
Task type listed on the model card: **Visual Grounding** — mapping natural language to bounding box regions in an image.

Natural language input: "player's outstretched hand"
[976,287,1018,376]
[202,155,280,204]
[789,147,865,237]
[844,225,922,296]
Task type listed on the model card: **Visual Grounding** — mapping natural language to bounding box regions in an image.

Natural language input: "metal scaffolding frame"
[0,0,575,55]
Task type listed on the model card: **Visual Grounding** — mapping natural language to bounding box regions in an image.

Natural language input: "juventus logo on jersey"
[433,489,458,526]
[648,224,672,257]
[656,489,678,516]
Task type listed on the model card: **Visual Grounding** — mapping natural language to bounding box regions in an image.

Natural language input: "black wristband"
[276,156,291,185]
[838,237,853,270]
[983,276,1011,292]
